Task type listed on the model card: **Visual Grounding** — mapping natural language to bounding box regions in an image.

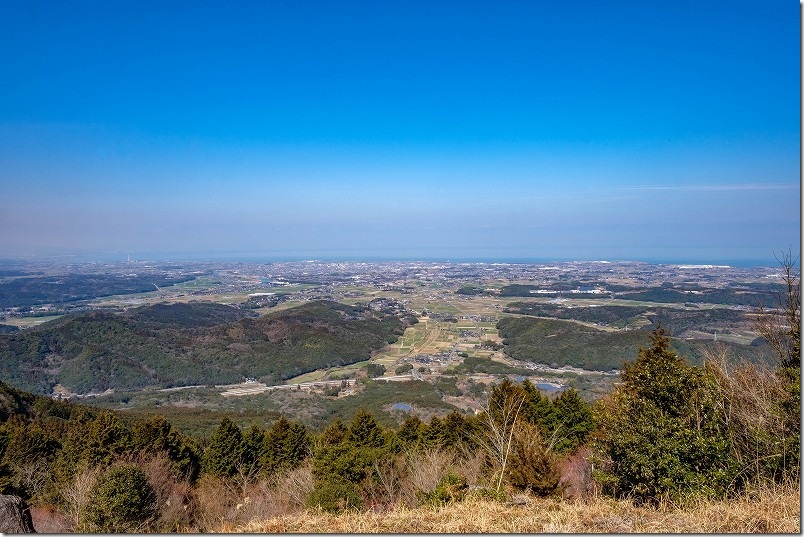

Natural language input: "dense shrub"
[79,463,157,532]
[506,422,562,496]
[306,478,364,513]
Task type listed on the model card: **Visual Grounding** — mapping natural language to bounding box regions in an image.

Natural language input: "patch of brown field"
[218,482,800,534]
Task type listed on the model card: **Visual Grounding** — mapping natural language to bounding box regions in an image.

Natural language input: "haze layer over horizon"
[0,1,799,265]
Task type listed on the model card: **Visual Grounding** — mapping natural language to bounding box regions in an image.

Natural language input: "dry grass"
[218,481,800,533]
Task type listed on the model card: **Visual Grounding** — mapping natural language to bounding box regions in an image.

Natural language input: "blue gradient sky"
[0,0,799,265]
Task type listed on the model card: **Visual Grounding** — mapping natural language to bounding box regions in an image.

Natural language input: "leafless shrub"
[10,459,50,500]
[274,463,315,510]
[451,449,486,487]
[704,346,795,483]
[755,250,800,369]
[29,505,70,534]
[557,447,597,499]
[60,463,101,531]
[368,454,410,510]
[407,449,456,496]
[189,474,241,531]
[474,383,526,493]
[137,453,193,532]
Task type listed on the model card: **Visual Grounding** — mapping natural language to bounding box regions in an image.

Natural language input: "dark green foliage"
[396,415,424,449]
[419,416,446,450]
[395,363,413,375]
[520,380,595,453]
[497,316,773,372]
[505,302,645,326]
[441,411,480,451]
[125,301,257,328]
[0,381,36,422]
[418,472,469,506]
[548,388,595,453]
[456,285,485,295]
[453,355,534,376]
[80,463,158,532]
[311,379,457,430]
[433,376,461,397]
[130,415,200,480]
[499,284,557,297]
[498,316,647,371]
[239,424,266,480]
[306,478,364,513]
[0,300,411,394]
[312,441,385,488]
[82,412,134,466]
[260,416,310,476]
[201,417,244,478]
[364,363,386,378]
[0,272,199,309]
[319,419,348,445]
[347,409,385,448]
[618,285,781,307]
[595,328,734,502]
[519,380,552,431]
[311,410,391,508]
[0,420,60,499]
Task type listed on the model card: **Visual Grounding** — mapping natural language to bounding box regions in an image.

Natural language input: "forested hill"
[0,300,413,395]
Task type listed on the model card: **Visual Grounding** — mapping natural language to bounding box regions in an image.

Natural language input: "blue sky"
[0,0,799,265]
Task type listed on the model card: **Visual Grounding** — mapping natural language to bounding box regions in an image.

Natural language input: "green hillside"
[0,300,411,395]
[497,316,774,371]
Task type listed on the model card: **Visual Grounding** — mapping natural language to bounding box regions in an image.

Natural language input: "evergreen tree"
[420,416,446,450]
[261,417,310,476]
[442,411,480,452]
[396,415,424,450]
[82,412,133,466]
[201,417,244,478]
[520,380,552,432]
[347,409,384,448]
[240,424,266,480]
[595,327,734,502]
[319,419,348,446]
[507,421,561,497]
[131,415,199,480]
[548,388,594,453]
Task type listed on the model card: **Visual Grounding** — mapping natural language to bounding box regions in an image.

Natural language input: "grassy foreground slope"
[224,487,799,533]
[0,300,411,394]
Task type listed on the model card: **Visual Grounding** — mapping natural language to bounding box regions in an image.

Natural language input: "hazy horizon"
[1,1,799,264]
[0,248,789,270]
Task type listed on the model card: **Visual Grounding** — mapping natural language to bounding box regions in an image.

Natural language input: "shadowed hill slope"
[0,300,411,395]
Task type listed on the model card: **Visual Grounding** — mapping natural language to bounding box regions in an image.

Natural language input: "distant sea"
[130,253,778,268]
[0,251,782,269]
